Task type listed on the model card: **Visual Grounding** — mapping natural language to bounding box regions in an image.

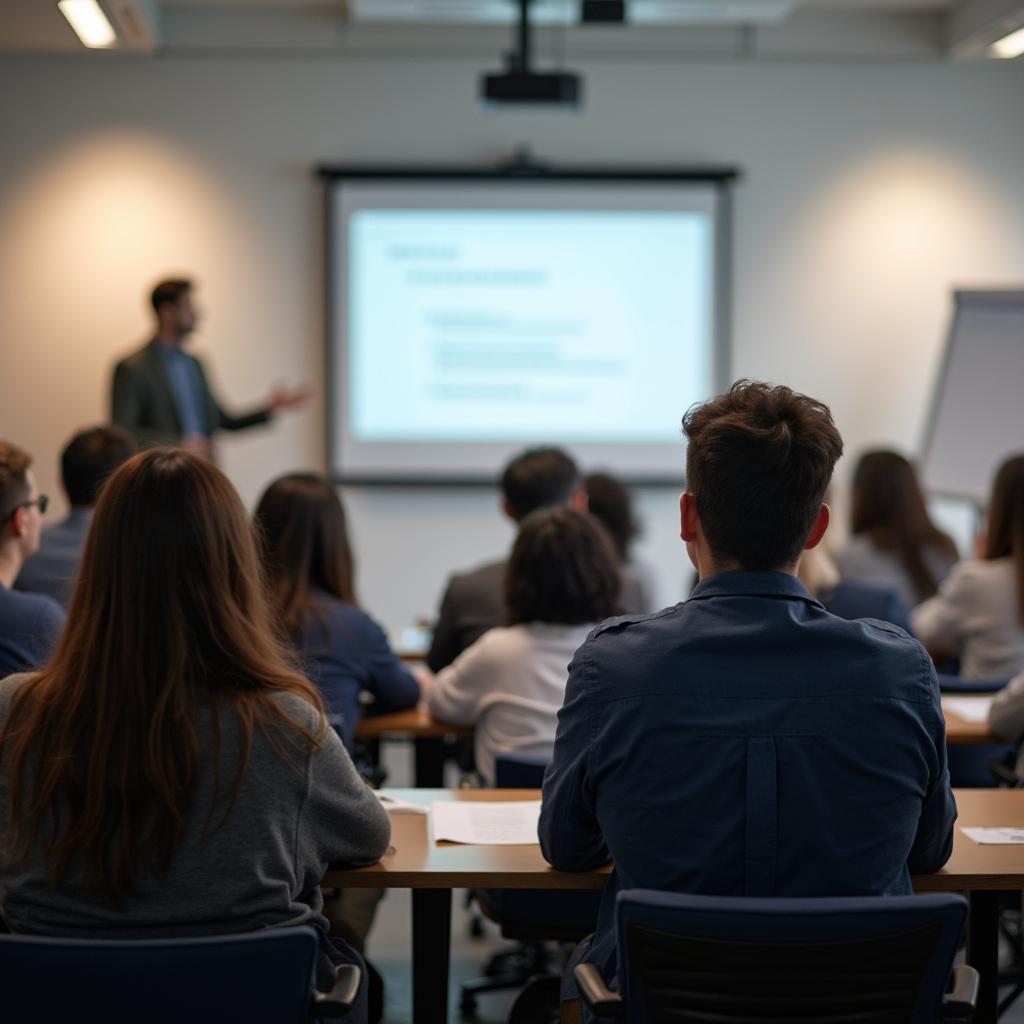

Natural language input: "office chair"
[575,889,977,1023]
[459,752,600,1022]
[937,675,1009,695]
[0,926,361,1023]
[937,675,1013,787]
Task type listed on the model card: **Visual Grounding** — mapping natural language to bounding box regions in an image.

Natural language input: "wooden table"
[325,788,1024,1024]
[355,707,472,787]
[942,696,998,745]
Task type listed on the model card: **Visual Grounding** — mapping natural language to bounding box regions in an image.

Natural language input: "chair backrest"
[937,673,1009,694]
[615,890,968,1024]
[494,752,549,788]
[0,926,320,1023]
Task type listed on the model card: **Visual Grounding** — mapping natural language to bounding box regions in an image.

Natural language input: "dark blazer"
[110,341,270,445]
[426,559,507,673]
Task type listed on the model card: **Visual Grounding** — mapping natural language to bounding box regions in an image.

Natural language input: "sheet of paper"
[942,696,993,724]
[375,792,428,815]
[431,800,542,845]
[962,827,1024,845]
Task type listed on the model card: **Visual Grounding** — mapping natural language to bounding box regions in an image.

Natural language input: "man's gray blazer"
[110,341,270,445]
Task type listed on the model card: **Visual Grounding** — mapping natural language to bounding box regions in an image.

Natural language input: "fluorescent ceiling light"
[58,0,117,48]
[991,26,1024,58]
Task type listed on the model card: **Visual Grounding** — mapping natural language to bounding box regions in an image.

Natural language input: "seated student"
[798,543,913,634]
[584,472,658,615]
[427,446,584,672]
[0,450,388,1024]
[255,472,422,755]
[837,450,958,609]
[16,425,135,607]
[914,454,1024,679]
[540,381,956,1023]
[0,441,64,679]
[426,507,620,786]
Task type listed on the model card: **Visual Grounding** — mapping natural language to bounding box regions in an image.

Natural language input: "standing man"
[0,441,64,678]
[540,381,956,1021]
[16,425,135,607]
[111,278,309,455]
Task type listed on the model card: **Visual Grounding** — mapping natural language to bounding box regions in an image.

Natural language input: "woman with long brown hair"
[0,450,388,1023]
[254,473,421,755]
[837,450,959,607]
[917,454,1024,679]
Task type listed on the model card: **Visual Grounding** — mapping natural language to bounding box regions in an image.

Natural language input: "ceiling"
[0,0,1018,60]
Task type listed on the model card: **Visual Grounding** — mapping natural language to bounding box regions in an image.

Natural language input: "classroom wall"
[2,53,1023,627]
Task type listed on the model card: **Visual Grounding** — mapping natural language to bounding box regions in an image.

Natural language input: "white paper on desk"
[943,697,994,723]
[961,827,1024,844]
[431,800,541,845]
[375,793,428,815]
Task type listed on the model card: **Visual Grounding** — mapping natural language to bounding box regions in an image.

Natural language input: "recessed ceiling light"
[991,26,1024,58]
[58,0,117,48]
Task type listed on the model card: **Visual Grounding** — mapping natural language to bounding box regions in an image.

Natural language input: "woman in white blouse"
[426,506,621,786]
[914,455,1024,679]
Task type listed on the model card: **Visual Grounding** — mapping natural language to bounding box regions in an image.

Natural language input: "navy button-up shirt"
[539,570,956,988]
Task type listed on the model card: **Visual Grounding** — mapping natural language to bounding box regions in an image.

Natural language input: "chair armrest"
[310,964,361,1018]
[942,963,980,1020]
[573,963,624,1018]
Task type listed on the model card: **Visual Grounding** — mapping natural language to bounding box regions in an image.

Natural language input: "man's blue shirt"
[153,340,207,437]
[15,509,92,608]
[539,570,956,990]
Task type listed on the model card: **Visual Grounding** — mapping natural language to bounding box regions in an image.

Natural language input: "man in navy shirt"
[539,381,956,1019]
[0,441,65,678]
[16,425,135,607]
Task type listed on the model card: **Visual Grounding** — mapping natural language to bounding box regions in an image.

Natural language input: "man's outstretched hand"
[268,383,313,414]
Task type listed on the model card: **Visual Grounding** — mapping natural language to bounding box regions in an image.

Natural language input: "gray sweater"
[0,673,390,945]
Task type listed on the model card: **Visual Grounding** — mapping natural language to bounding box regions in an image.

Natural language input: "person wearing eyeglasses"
[0,441,64,679]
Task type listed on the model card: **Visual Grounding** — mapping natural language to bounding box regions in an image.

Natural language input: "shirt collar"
[689,570,821,606]
[149,337,184,361]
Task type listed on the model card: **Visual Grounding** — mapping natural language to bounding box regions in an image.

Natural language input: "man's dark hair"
[150,278,192,313]
[61,426,137,507]
[683,380,843,570]
[506,507,620,626]
[0,441,32,523]
[500,447,579,522]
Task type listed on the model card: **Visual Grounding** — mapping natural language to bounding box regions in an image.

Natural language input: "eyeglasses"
[2,495,48,523]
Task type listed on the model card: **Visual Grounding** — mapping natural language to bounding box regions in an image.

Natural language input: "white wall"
[2,54,1023,628]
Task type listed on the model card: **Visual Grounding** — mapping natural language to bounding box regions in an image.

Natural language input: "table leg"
[967,890,1002,1024]
[412,888,451,1023]
[414,737,448,787]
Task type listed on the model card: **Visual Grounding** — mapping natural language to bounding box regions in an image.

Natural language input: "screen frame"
[319,163,739,486]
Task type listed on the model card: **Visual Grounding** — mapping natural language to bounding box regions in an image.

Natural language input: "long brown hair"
[850,450,958,602]
[0,449,324,902]
[254,473,357,636]
[984,455,1024,627]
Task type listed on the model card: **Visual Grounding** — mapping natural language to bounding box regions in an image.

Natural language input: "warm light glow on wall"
[58,0,116,48]
[991,26,1024,59]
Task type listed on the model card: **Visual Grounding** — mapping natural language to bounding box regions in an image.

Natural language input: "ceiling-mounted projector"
[480,0,582,107]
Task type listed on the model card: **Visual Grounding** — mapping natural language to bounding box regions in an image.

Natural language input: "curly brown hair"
[684,380,843,570]
[506,507,621,626]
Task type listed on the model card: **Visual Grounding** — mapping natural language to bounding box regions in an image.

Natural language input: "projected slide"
[327,177,725,480]
[350,210,711,443]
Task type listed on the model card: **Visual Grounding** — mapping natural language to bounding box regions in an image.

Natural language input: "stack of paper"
[962,827,1024,845]
[375,793,428,815]
[942,697,993,723]
[431,800,542,845]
